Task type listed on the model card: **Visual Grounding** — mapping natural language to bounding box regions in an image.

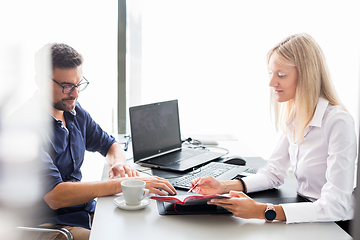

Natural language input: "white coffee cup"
[121,180,149,205]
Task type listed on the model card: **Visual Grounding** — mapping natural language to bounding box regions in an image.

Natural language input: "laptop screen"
[129,100,182,162]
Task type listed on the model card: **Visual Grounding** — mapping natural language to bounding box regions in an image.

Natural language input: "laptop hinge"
[136,147,182,163]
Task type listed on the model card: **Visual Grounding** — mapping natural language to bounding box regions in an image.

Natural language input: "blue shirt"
[40,101,116,229]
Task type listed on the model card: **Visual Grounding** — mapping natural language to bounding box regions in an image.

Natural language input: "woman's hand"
[208,190,265,219]
[190,176,224,195]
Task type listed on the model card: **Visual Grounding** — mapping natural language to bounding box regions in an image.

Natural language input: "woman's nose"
[269,76,278,88]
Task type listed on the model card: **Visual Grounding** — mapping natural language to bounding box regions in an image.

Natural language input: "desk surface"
[89,140,352,240]
[90,194,350,240]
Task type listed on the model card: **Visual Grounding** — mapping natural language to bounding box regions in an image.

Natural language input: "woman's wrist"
[220,180,244,193]
[255,203,286,221]
[256,203,267,219]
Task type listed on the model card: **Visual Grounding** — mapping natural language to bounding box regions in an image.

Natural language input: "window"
[128,0,360,159]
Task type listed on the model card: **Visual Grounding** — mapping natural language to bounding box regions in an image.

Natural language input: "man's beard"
[53,97,77,112]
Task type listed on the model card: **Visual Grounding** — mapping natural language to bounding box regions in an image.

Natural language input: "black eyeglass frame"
[51,76,89,94]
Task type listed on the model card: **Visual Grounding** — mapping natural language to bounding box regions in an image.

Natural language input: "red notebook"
[150,194,230,212]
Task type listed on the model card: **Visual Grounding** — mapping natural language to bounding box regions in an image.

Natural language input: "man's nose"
[69,87,79,98]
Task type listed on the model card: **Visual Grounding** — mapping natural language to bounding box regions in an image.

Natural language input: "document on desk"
[151,194,231,214]
[151,194,229,206]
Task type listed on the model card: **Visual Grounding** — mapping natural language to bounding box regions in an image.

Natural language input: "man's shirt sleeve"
[40,145,63,194]
[77,104,116,156]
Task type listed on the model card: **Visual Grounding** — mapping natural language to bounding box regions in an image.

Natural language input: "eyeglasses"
[51,77,90,94]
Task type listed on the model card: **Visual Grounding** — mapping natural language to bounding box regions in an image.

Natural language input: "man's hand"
[106,142,140,178]
[109,161,140,178]
[136,176,177,196]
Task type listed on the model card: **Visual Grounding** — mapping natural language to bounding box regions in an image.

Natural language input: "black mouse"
[223,156,246,165]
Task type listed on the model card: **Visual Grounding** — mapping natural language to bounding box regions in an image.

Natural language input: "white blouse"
[244,98,357,224]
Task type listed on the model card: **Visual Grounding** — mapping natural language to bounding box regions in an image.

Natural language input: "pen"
[188,179,200,193]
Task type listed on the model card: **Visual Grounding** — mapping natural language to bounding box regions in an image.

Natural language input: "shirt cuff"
[242,173,271,193]
[280,202,317,224]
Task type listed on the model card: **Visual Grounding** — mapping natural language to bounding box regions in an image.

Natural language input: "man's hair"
[51,43,83,69]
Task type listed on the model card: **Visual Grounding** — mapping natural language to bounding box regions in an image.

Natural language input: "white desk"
[89,140,352,240]
[90,194,351,240]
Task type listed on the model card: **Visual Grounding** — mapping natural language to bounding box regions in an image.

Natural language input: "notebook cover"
[156,200,232,215]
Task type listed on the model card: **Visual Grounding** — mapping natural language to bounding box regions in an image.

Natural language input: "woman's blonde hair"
[268,33,345,143]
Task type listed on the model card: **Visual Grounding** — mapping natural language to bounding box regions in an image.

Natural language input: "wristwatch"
[265,203,276,222]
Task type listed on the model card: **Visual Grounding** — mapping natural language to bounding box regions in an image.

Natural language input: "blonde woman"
[190,33,356,227]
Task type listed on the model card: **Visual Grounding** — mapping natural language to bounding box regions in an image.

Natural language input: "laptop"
[129,100,226,171]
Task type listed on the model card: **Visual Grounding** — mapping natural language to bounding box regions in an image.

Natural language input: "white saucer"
[113,196,150,210]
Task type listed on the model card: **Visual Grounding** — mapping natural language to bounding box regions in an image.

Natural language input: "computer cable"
[119,135,131,151]
[182,137,230,156]
[136,168,153,176]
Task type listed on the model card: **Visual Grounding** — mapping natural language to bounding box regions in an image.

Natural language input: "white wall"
[0,0,118,135]
[130,0,360,159]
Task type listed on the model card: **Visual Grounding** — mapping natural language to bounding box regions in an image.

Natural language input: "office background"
[1,0,359,159]
[0,0,359,239]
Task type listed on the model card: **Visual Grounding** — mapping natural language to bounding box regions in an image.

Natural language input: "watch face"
[265,210,276,221]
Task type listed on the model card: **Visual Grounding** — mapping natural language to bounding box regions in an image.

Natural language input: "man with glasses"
[24,43,176,240]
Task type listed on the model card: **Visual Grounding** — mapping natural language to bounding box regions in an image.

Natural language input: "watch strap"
[265,203,276,222]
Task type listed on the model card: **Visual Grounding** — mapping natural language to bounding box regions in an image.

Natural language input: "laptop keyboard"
[172,162,257,190]
[147,148,206,166]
